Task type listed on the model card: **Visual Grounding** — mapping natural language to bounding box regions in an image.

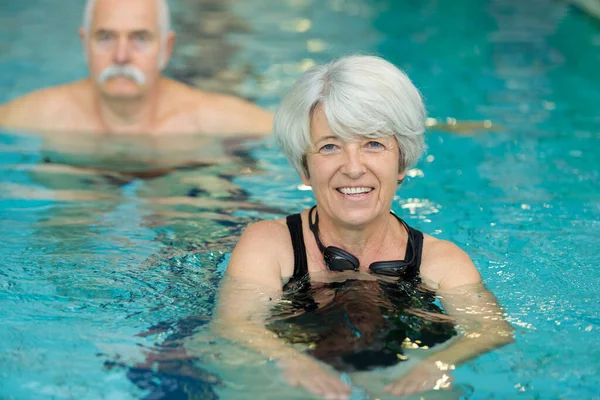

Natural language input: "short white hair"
[82,0,172,66]
[274,55,426,177]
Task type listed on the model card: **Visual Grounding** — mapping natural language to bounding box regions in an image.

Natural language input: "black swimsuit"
[285,213,424,284]
[266,212,456,372]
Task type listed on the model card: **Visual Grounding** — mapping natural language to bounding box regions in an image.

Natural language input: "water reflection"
[268,276,456,373]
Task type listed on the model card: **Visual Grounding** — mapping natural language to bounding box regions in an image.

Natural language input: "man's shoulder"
[199,91,273,135]
[199,91,267,115]
[161,78,203,101]
[163,80,242,108]
[4,81,83,108]
[0,81,88,130]
[160,79,273,135]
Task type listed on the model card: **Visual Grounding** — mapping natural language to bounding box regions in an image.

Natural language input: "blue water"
[1,0,599,399]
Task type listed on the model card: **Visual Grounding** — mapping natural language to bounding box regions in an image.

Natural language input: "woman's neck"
[315,210,407,268]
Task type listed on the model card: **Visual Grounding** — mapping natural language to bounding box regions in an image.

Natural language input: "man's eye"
[132,32,151,42]
[96,32,113,41]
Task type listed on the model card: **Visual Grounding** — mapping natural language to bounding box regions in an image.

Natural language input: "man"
[0,0,273,135]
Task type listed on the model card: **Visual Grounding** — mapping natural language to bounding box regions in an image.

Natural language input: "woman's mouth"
[336,187,373,196]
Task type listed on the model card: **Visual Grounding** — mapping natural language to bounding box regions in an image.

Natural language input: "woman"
[213,55,513,399]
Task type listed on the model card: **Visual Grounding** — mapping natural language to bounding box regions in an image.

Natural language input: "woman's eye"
[366,141,384,149]
[319,143,338,153]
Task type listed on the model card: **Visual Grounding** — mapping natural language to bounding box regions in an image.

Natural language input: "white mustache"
[97,65,146,85]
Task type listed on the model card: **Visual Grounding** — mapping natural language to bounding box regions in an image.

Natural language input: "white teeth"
[338,187,372,195]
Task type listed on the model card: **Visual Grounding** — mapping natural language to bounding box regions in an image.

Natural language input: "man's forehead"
[92,0,159,31]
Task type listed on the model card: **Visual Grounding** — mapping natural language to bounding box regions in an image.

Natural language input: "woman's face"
[302,106,406,227]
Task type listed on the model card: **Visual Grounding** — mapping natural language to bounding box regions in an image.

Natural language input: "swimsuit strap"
[403,225,424,281]
[286,212,424,281]
[286,213,309,280]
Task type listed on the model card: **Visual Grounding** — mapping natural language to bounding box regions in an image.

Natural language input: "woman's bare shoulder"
[227,218,295,286]
[420,234,482,290]
[240,218,290,242]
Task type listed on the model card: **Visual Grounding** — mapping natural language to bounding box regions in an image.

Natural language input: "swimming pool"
[1,0,599,399]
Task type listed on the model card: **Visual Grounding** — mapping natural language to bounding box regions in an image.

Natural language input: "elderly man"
[0,0,272,135]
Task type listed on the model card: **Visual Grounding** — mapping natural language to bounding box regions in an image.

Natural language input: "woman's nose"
[340,145,367,178]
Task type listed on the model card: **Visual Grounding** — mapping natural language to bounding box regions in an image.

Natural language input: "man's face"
[83,0,172,100]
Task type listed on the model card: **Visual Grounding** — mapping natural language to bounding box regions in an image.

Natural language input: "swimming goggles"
[308,206,415,276]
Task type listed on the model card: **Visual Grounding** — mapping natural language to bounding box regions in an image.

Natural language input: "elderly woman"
[213,55,513,399]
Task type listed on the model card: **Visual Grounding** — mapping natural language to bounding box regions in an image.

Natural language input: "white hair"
[82,0,172,67]
[274,55,426,177]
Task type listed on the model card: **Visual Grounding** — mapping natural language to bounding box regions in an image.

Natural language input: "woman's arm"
[211,220,351,399]
[385,240,514,396]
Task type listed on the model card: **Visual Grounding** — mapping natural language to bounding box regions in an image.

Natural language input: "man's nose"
[113,38,131,64]
[340,145,367,178]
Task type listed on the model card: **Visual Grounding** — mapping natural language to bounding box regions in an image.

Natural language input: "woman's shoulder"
[243,218,289,236]
[235,218,292,256]
[419,234,482,290]
[226,217,296,286]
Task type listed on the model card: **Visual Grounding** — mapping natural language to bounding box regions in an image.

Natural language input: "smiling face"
[81,0,174,100]
[302,106,406,227]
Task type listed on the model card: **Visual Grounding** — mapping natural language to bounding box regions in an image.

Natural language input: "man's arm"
[385,240,514,396]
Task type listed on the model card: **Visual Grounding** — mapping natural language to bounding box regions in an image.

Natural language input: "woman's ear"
[301,171,311,186]
[397,169,407,185]
[300,155,311,185]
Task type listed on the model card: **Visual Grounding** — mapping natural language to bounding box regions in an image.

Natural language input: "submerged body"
[268,212,456,373]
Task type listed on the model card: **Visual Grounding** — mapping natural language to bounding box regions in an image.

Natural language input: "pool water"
[1,0,599,399]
